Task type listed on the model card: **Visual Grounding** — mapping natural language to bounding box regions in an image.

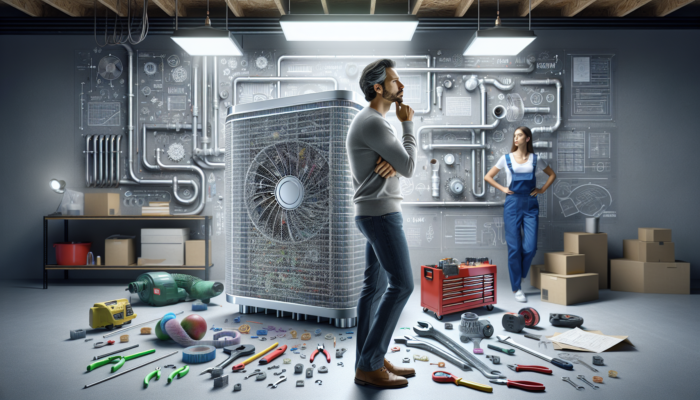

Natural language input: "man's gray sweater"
[346,106,417,216]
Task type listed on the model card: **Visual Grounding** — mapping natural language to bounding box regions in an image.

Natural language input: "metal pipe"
[202,56,209,154]
[471,130,486,198]
[233,77,339,106]
[402,200,506,207]
[192,58,199,155]
[430,159,440,198]
[171,175,199,205]
[395,62,535,74]
[432,56,436,105]
[482,77,515,91]
[93,135,98,187]
[156,149,206,215]
[212,56,221,156]
[277,55,431,114]
[85,135,92,187]
[98,135,104,188]
[109,135,115,187]
[417,123,498,151]
[520,79,562,133]
[115,135,121,187]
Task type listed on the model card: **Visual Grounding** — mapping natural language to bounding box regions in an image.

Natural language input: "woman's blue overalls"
[504,153,539,292]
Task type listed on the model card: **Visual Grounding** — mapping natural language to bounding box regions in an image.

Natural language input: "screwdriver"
[487,344,515,355]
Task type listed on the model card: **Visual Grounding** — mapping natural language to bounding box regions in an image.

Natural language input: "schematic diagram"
[403,213,440,249]
[552,179,615,220]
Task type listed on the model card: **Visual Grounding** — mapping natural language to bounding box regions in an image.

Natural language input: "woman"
[484,127,556,302]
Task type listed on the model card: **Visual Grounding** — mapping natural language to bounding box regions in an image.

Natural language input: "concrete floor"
[0,277,697,400]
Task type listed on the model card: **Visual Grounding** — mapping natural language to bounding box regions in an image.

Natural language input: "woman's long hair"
[510,126,534,154]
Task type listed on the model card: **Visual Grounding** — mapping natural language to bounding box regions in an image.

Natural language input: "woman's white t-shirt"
[494,152,549,187]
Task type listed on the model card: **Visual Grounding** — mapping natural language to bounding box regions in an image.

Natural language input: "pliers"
[489,379,546,392]
[507,364,552,375]
[167,365,190,383]
[86,349,156,373]
[144,367,161,388]
[309,344,330,363]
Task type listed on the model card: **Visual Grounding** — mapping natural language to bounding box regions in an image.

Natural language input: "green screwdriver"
[487,344,515,355]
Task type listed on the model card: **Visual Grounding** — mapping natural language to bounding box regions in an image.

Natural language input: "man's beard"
[382,88,403,103]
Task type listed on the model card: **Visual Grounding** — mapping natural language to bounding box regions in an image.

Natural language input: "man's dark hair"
[359,59,396,102]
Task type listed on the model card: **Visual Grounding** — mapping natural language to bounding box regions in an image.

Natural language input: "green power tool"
[127,272,224,307]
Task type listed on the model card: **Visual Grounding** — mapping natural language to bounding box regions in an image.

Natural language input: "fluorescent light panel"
[171,27,243,56]
[463,28,536,56]
[280,15,418,41]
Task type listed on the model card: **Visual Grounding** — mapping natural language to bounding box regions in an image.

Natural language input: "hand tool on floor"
[103,311,184,338]
[93,340,115,348]
[496,336,573,370]
[559,352,599,372]
[259,345,287,365]
[268,376,287,388]
[84,351,178,389]
[550,313,584,328]
[394,336,473,372]
[507,364,552,375]
[168,365,189,383]
[432,371,493,393]
[578,375,599,389]
[489,379,546,392]
[143,367,161,388]
[413,322,504,379]
[93,344,140,360]
[87,349,156,373]
[200,344,255,376]
[487,344,515,355]
[309,344,331,363]
[524,333,541,341]
[231,342,278,371]
[562,376,584,390]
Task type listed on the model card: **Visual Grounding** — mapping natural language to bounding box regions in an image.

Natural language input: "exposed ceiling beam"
[608,0,653,17]
[411,0,424,15]
[652,0,695,16]
[225,0,244,17]
[561,0,597,17]
[273,0,288,16]
[321,0,329,14]
[370,0,376,14]
[98,0,127,17]
[454,0,474,17]
[151,0,187,17]
[1,0,44,16]
[41,0,87,16]
[519,0,545,17]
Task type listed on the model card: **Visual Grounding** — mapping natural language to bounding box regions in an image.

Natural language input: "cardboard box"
[623,240,675,263]
[541,273,599,305]
[638,228,672,242]
[564,232,609,289]
[544,252,585,275]
[105,238,135,266]
[137,258,167,266]
[141,228,189,265]
[530,264,546,289]
[610,259,690,294]
[84,193,121,216]
[185,240,212,266]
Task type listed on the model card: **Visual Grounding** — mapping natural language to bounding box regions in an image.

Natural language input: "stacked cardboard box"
[611,228,689,294]
[540,251,599,305]
[141,201,170,216]
[564,232,609,289]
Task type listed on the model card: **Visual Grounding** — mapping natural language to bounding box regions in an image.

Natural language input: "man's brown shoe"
[355,366,408,389]
[384,358,416,377]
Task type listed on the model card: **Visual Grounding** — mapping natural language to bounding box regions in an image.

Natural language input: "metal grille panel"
[225,97,364,310]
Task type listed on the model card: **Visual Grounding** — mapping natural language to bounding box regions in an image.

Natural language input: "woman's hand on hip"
[530,188,544,196]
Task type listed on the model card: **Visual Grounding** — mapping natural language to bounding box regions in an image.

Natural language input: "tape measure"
[182,345,217,364]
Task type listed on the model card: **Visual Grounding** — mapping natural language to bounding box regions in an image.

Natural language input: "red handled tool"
[432,371,493,393]
[231,342,278,371]
[507,364,552,375]
[258,345,287,365]
[489,379,545,392]
[309,344,330,363]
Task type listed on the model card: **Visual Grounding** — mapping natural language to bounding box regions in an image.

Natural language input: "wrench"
[413,322,504,379]
[562,377,584,390]
[274,369,286,376]
[244,369,263,379]
[577,375,599,390]
[200,344,255,376]
[267,376,287,389]
[560,353,599,372]
[394,336,473,372]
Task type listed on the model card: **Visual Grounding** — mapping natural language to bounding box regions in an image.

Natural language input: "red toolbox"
[421,263,497,320]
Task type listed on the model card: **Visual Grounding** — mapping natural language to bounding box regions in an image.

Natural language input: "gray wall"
[1,29,698,285]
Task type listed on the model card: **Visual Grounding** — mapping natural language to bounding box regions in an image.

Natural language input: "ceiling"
[1,0,699,19]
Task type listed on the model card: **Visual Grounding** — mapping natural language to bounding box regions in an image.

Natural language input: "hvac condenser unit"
[224,90,365,328]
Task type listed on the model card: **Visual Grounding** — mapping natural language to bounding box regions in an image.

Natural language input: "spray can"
[431,159,440,198]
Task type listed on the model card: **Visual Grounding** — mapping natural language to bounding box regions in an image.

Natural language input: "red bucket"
[54,242,92,265]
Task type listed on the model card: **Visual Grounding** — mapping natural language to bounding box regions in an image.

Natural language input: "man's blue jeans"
[354,212,414,372]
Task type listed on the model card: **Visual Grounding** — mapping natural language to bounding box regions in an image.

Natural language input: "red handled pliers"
[309,344,330,363]
[489,379,546,392]
[507,364,552,375]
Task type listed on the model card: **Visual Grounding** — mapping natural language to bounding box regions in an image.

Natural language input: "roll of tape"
[182,345,217,364]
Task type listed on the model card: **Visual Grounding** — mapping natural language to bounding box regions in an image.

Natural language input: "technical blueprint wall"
[1,30,698,284]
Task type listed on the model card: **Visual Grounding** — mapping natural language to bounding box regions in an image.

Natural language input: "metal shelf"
[45,265,210,271]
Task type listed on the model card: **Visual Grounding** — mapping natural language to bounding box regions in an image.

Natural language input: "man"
[346,59,417,389]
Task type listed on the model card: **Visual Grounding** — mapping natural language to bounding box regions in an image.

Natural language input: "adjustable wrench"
[200,344,255,376]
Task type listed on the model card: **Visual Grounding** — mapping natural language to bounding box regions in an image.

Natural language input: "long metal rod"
[103,311,184,338]
[83,351,178,389]
[497,335,552,362]
[93,344,140,360]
